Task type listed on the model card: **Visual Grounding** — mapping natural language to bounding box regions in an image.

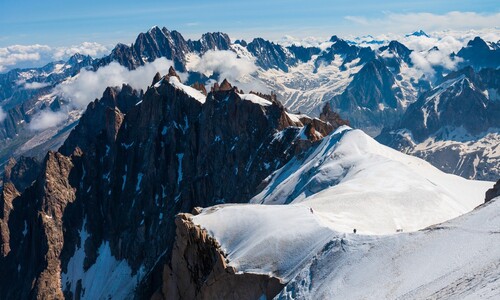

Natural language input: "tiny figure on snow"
[353,228,357,234]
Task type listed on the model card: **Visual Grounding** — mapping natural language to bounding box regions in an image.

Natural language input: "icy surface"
[192,204,335,281]
[277,198,500,299]
[238,93,273,106]
[252,127,491,234]
[168,76,206,103]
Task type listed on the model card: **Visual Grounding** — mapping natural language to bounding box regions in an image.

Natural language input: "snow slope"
[191,127,496,299]
[192,204,335,281]
[251,126,492,234]
[192,197,499,299]
[278,198,500,300]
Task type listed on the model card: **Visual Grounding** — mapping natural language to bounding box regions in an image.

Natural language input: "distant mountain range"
[0,26,499,181]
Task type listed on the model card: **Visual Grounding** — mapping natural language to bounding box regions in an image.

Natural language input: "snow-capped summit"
[405,30,430,38]
[252,126,491,234]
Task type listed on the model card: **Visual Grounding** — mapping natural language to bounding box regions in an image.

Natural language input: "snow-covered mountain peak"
[251,127,492,234]
[405,30,430,38]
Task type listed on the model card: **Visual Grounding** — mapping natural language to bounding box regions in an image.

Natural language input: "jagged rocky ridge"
[0,69,338,299]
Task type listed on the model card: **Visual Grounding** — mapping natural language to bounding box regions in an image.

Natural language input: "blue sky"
[1,0,499,47]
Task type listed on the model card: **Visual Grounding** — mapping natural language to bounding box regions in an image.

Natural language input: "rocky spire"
[319,103,350,129]
[166,66,181,82]
[151,72,162,86]
[191,82,207,96]
[219,79,232,91]
[485,179,500,203]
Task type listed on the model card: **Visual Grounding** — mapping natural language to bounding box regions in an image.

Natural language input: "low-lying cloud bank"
[0,42,110,73]
[27,58,180,131]
[188,50,258,82]
[187,50,268,93]
[28,110,68,131]
[55,58,177,108]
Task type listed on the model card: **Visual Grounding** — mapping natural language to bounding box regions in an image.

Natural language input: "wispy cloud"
[23,82,51,90]
[344,11,500,35]
[28,110,68,131]
[52,42,109,60]
[55,57,176,107]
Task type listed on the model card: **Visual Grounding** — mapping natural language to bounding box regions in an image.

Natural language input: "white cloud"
[23,82,51,90]
[0,44,51,72]
[188,50,258,82]
[187,50,269,93]
[344,12,500,36]
[52,42,110,61]
[0,42,110,73]
[277,35,333,51]
[28,110,68,131]
[55,58,176,107]
[0,107,6,122]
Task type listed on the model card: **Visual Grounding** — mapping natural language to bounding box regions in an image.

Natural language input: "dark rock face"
[0,151,77,299]
[391,67,499,142]
[0,157,41,256]
[94,26,190,71]
[319,103,350,129]
[94,28,232,73]
[247,38,297,72]
[330,59,402,135]
[378,41,412,72]
[485,180,500,203]
[287,45,321,63]
[456,37,500,70]
[159,213,284,300]
[0,73,331,298]
[188,32,232,53]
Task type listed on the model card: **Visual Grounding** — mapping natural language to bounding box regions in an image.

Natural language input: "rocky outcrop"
[315,36,375,70]
[456,37,500,70]
[0,156,41,256]
[319,102,350,129]
[485,180,500,203]
[246,38,297,72]
[158,213,284,300]
[0,151,77,299]
[188,32,231,53]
